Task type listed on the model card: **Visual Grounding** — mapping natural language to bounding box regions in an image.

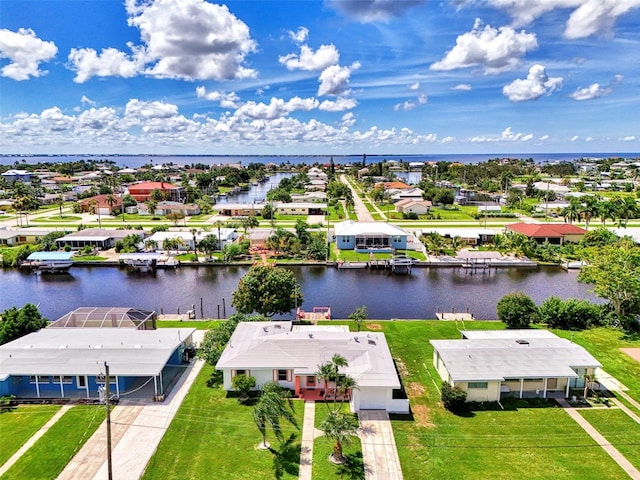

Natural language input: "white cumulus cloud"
[452,83,472,91]
[68,0,256,82]
[318,97,358,111]
[0,28,57,81]
[503,64,563,102]
[196,87,240,108]
[125,99,179,120]
[430,19,537,74]
[318,62,360,96]
[279,44,340,71]
[233,97,319,120]
[569,83,611,101]
[288,27,309,44]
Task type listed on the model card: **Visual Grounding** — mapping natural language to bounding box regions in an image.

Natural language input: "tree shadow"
[620,330,640,341]
[334,451,366,480]
[270,433,301,479]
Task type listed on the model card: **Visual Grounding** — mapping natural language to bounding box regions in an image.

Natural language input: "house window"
[524,378,543,383]
[233,369,249,378]
[29,376,49,384]
[277,370,288,381]
[393,236,402,243]
[77,376,87,388]
[53,376,73,384]
[307,376,316,387]
[468,382,488,389]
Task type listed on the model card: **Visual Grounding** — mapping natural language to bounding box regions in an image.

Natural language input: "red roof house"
[127,181,184,202]
[506,223,586,245]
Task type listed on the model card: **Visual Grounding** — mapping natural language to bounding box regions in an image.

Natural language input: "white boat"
[25,252,74,273]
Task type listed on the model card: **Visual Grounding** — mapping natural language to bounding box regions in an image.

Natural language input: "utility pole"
[105,362,113,480]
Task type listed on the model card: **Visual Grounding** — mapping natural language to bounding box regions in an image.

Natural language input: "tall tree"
[497,292,539,328]
[253,382,298,449]
[0,304,48,345]
[232,266,303,317]
[348,306,367,332]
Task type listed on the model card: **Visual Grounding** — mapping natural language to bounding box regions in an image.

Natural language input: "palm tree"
[581,196,600,230]
[214,220,225,251]
[253,382,298,450]
[190,228,200,261]
[89,199,102,228]
[562,198,582,224]
[319,411,359,464]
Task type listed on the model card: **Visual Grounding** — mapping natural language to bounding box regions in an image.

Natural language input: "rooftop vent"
[308,333,313,339]
[368,339,376,345]
[515,339,530,345]
[354,337,360,343]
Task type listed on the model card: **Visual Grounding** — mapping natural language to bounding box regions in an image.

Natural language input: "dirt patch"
[366,323,382,330]
[411,404,434,428]
[406,382,425,397]
[621,348,640,363]
[396,360,408,376]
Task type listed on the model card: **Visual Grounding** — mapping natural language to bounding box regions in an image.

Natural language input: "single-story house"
[431,330,601,402]
[216,322,409,413]
[290,192,327,203]
[213,203,265,217]
[127,181,184,202]
[391,188,424,202]
[395,199,431,215]
[40,192,77,205]
[334,220,409,252]
[138,201,200,216]
[0,228,57,246]
[247,228,275,249]
[306,167,328,182]
[1,169,32,183]
[56,228,146,250]
[305,180,327,192]
[78,195,123,215]
[275,202,327,216]
[421,228,498,246]
[375,181,411,191]
[147,229,237,251]
[506,223,586,245]
[0,327,195,400]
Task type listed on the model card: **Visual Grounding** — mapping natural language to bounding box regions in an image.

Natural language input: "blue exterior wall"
[337,235,407,251]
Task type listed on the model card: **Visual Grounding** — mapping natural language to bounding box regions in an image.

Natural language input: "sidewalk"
[298,401,317,480]
[558,398,640,479]
[0,405,72,477]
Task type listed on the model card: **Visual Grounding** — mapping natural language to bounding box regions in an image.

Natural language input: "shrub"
[539,296,603,330]
[232,375,256,403]
[441,382,467,412]
[497,292,539,328]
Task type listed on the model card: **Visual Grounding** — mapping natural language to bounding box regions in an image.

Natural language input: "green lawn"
[1,406,104,480]
[578,408,640,470]
[142,364,304,480]
[372,321,632,479]
[73,255,108,262]
[552,328,640,403]
[312,403,363,479]
[0,405,61,465]
[157,320,221,329]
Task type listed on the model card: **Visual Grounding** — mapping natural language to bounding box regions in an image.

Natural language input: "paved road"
[358,410,403,480]
[340,175,374,222]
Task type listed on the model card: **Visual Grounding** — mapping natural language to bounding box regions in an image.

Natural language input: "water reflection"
[1,264,599,321]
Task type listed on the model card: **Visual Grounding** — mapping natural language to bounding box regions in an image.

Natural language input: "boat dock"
[435,307,474,321]
[296,306,331,323]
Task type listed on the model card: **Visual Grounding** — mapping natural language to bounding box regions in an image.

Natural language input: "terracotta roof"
[128,181,180,191]
[506,223,586,238]
[78,194,123,208]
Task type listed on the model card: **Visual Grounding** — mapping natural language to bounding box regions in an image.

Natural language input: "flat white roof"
[0,328,195,377]
[217,322,400,388]
[431,332,601,382]
[334,220,408,237]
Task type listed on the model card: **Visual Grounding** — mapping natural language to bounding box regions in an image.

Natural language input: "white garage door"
[359,388,387,410]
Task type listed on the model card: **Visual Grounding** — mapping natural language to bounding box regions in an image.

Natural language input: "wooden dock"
[435,312,474,321]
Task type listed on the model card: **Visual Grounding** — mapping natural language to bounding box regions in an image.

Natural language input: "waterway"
[1,265,599,322]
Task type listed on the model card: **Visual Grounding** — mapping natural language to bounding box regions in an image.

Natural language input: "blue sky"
[0,0,638,155]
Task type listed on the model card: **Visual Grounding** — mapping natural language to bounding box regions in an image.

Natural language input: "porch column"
[115,377,120,397]
[35,377,40,398]
[59,376,64,398]
[294,376,300,396]
[543,378,548,398]
[519,378,524,399]
[153,376,158,396]
[159,371,164,395]
[565,378,571,398]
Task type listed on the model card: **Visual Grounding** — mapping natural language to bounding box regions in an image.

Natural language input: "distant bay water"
[1,152,638,168]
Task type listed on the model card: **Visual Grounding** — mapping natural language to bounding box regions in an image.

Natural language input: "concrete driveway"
[358,410,403,480]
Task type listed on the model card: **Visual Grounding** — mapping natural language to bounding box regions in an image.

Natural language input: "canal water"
[1,265,599,321]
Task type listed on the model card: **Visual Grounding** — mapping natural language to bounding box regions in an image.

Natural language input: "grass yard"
[578,408,640,470]
[142,364,304,480]
[312,403,363,479]
[370,320,631,479]
[157,320,221,329]
[0,405,61,465]
[1,406,104,480]
[552,328,640,403]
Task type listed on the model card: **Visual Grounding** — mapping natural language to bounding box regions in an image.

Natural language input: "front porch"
[294,375,351,402]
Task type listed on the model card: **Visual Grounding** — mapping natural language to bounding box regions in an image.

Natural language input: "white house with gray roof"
[216,322,409,413]
[431,330,601,402]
